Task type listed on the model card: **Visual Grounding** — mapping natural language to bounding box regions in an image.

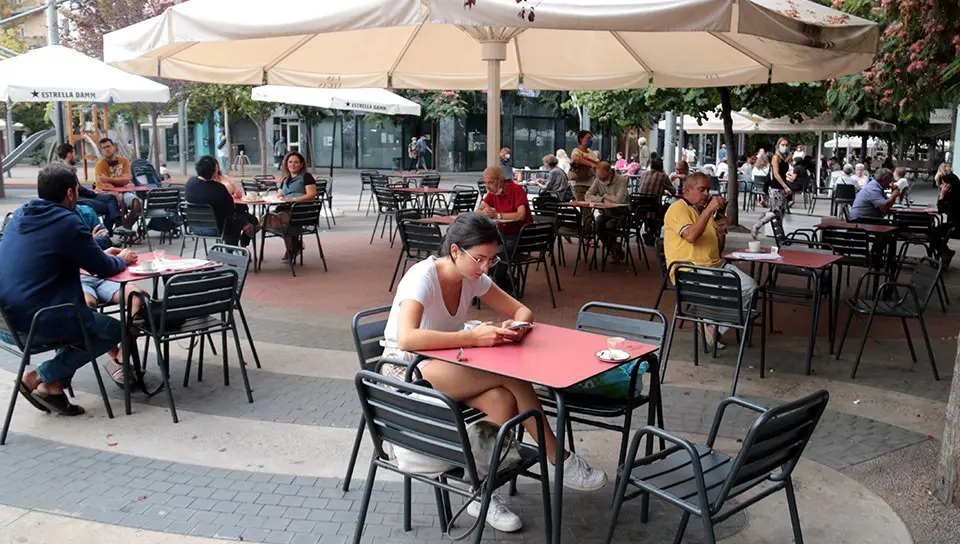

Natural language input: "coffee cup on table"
[748,241,761,252]
[770,246,780,257]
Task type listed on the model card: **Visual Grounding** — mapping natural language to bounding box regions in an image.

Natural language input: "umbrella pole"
[482,41,507,167]
[816,131,823,186]
[329,112,337,178]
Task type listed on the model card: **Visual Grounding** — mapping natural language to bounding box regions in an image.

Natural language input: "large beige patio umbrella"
[103,0,879,166]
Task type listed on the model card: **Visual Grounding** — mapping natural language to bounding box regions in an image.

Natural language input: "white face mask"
[779,146,789,154]
[504,154,511,160]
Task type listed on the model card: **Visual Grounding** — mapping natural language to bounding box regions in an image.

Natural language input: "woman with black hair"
[381,213,607,533]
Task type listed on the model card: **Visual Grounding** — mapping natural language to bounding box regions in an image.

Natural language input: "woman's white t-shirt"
[383,256,493,350]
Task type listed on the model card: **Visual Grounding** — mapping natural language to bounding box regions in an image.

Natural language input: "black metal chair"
[891,211,949,310]
[359,169,378,213]
[141,188,182,250]
[807,185,832,215]
[179,203,223,257]
[419,172,447,212]
[353,370,552,543]
[284,201,327,276]
[314,177,336,228]
[1,302,115,445]
[521,303,666,493]
[832,184,857,217]
[836,257,941,380]
[553,205,588,275]
[370,183,402,246]
[630,193,661,271]
[651,237,691,315]
[659,265,765,395]
[505,221,559,308]
[205,245,262,370]
[476,177,487,198]
[818,226,875,290]
[130,270,252,423]
[605,390,830,544]
[390,217,442,292]
[449,188,479,215]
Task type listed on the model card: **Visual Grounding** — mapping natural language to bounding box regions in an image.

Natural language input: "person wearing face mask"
[750,138,793,238]
[569,130,600,201]
[0,163,137,416]
[499,147,515,182]
[56,143,123,234]
[477,166,532,239]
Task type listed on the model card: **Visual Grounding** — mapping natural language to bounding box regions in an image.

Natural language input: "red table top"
[101,184,160,193]
[557,201,629,209]
[234,196,283,205]
[816,219,899,234]
[388,173,425,178]
[391,187,457,194]
[81,252,220,284]
[725,247,842,269]
[416,323,658,390]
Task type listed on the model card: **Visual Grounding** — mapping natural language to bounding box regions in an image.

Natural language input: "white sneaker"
[465,493,522,533]
[560,453,608,491]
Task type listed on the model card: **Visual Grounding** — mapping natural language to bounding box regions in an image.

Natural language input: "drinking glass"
[607,336,625,357]
[154,249,166,267]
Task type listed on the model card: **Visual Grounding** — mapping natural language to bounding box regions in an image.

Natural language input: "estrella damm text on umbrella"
[30,90,99,100]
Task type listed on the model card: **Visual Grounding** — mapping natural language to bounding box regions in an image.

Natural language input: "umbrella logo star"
[31,90,39,98]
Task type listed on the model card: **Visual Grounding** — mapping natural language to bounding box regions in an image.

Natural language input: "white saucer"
[596,349,631,363]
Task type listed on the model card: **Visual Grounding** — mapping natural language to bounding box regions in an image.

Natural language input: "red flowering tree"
[826,0,960,123]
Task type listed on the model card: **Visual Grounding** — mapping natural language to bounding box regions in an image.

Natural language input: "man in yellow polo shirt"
[664,173,756,347]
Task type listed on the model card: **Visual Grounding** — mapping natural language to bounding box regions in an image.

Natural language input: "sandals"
[30,391,85,416]
[18,381,50,413]
[106,359,125,389]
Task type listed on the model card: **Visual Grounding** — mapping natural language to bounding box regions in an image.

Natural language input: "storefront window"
[358,117,402,169]
[312,117,343,169]
[513,117,554,169]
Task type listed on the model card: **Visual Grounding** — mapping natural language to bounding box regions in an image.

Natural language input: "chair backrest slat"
[288,202,323,227]
[834,184,857,201]
[512,222,555,255]
[207,244,251,296]
[400,221,443,255]
[145,188,182,211]
[181,203,220,232]
[450,190,479,214]
[674,266,745,324]
[819,227,870,258]
[356,372,479,482]
[161,271,237,323]
[576,302,666,369]
[716,390,829,508]
[352,307,391,370]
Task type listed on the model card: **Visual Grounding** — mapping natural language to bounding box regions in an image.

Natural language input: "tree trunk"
[860,133,868,163]
[305,119,315,174]
[150,105,161,172]
[223,107,231,174]
[936,335,960,506]
[719,87,739,226]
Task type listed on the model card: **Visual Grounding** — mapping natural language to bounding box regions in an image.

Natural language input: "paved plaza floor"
[0,171,958,543]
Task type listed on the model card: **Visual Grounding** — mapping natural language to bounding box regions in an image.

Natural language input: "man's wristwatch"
[497,212,502,219]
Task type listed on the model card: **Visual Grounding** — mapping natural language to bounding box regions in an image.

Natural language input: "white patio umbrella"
[0,45,170,104]
[659,110,763,134]
[252,85,422,175]
[252,86,421,116]
[103,0,879,166]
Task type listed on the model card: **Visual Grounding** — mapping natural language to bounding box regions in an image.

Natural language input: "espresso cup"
[748,241,761,252]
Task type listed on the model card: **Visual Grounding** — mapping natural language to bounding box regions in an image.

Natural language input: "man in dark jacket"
[184,155,257,247]
[0,163,137,416]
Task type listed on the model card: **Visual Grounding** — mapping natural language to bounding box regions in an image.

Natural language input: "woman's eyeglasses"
[461,247,501,268]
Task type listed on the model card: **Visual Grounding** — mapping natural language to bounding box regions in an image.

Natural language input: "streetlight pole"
[46,0,64,145]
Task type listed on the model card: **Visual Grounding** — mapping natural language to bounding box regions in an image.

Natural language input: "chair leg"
[672,512,692,544]
[730,326,750,396]
[237,304,262,369]
[221,329,230,387]
[183,336,196,387]
[0,353,30,445]
[231,326,254,403]
[315,232,327,272]
[543,256,557,309]
[835,309,855,360]
[659,314,680,384]
[433,486,449,530]
[155,339,179,423]
[389,250,405,292]
[370,214,381,244]
[916,313,941,381]
[850,313,876,379]
[402,476,412,532]
[604,456,633,544]
[901,317,918,363]
[197,334,205,382]
[785,478,805,544]
[87,351,114,419]
[357,186,364,212]
[351,461,378,544]
[342,416,366,492]
[701,515,718,544]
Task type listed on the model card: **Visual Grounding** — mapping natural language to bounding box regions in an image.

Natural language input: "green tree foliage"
[825,0,960,123]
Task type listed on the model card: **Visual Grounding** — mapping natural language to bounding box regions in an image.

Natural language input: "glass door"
[286,122,300,153]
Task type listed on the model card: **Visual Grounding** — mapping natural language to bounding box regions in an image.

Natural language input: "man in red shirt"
[477,165,532,237]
